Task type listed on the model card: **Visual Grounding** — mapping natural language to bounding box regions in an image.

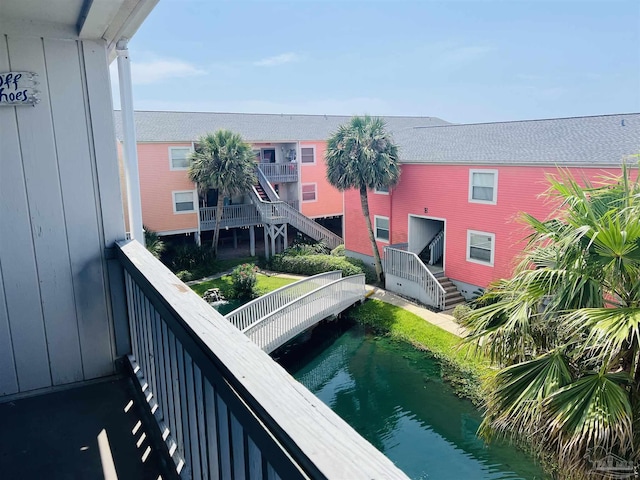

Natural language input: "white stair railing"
[226,271,343,331]
[243,274,366,353]
[428,230,444,265]
[384,246,446,310]
[251,168,343,249]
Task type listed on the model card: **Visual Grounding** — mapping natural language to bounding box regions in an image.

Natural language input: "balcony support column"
[249,226,255,256]
[263,225,269,260]
[283,224,288,250]
[116,39,144,245]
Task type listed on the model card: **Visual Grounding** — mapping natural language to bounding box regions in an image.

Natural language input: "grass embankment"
[350,299,493,404]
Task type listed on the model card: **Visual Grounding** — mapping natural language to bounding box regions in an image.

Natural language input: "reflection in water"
[278,323,548,480]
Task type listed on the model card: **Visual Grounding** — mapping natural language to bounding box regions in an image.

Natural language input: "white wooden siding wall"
[0,33,125,396]
[408,217,440,255]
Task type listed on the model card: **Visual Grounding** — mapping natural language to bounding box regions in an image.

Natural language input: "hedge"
[270,254,367,279]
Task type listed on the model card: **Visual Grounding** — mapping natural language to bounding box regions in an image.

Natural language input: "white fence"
[226,271,343,331]
[118,241,406,479]
[243,275,366,353]
[384,246,446,310]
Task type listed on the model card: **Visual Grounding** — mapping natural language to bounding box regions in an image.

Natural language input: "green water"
[278,323,549,480]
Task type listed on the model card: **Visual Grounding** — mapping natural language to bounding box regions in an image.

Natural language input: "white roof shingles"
[115,111,640,166]
[395,113,640,166]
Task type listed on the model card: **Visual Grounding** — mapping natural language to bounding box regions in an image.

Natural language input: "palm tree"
[188,130,256,255]
[463,165,640,478]
[325,116,400,282]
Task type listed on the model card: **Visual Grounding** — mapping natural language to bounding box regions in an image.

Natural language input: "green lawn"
[190,274,297,300]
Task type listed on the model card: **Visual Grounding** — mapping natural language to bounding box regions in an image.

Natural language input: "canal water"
[277,323,549,480]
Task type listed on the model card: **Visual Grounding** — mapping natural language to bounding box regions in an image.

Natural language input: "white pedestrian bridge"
[226,271,366,353]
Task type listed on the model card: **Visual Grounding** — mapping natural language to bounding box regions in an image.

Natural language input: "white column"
[271,226,276,257]
[249,225,255,256]
[283,224,288,249]
[116,38,144,246]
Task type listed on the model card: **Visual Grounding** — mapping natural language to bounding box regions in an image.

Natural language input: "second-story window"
[301,147,315,164]
[170,147,192,170]
[469,169,498,204]
[302,183,317,202]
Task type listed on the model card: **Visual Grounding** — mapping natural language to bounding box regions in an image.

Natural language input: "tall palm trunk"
[212,192,225,255]
[360,185,383,283]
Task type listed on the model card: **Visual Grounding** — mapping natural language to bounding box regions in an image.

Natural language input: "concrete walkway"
[260,271,467,338]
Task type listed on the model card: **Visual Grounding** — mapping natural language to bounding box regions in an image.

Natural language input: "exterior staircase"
[254,182,269,201]
[251,167,343,249]
[435,275,466,309]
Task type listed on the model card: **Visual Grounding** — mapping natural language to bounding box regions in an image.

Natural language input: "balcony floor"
[0,376,172,479]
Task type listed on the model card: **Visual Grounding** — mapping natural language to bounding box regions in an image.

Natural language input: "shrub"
[452,304,472,324]
[167,244,216,273]
[230,263,259,299]
[270,254,364,278]
[143,226,165,259]
[283,242,330,257]
[175,270,194,282]
[343,257,377,284]
[330,244,346,256]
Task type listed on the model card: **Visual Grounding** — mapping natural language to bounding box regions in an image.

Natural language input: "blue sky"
[111,0,640,123]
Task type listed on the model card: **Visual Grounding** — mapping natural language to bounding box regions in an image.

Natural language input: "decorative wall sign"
[0,72,39,106]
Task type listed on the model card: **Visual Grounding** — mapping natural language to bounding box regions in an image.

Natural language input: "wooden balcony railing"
[199,204,261,231]
[257,162,298,183]
[117,240,407,479]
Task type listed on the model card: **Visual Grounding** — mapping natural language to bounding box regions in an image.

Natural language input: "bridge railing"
[117,240,406,480]
[244,274,366,353]
[226,271,343,331]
